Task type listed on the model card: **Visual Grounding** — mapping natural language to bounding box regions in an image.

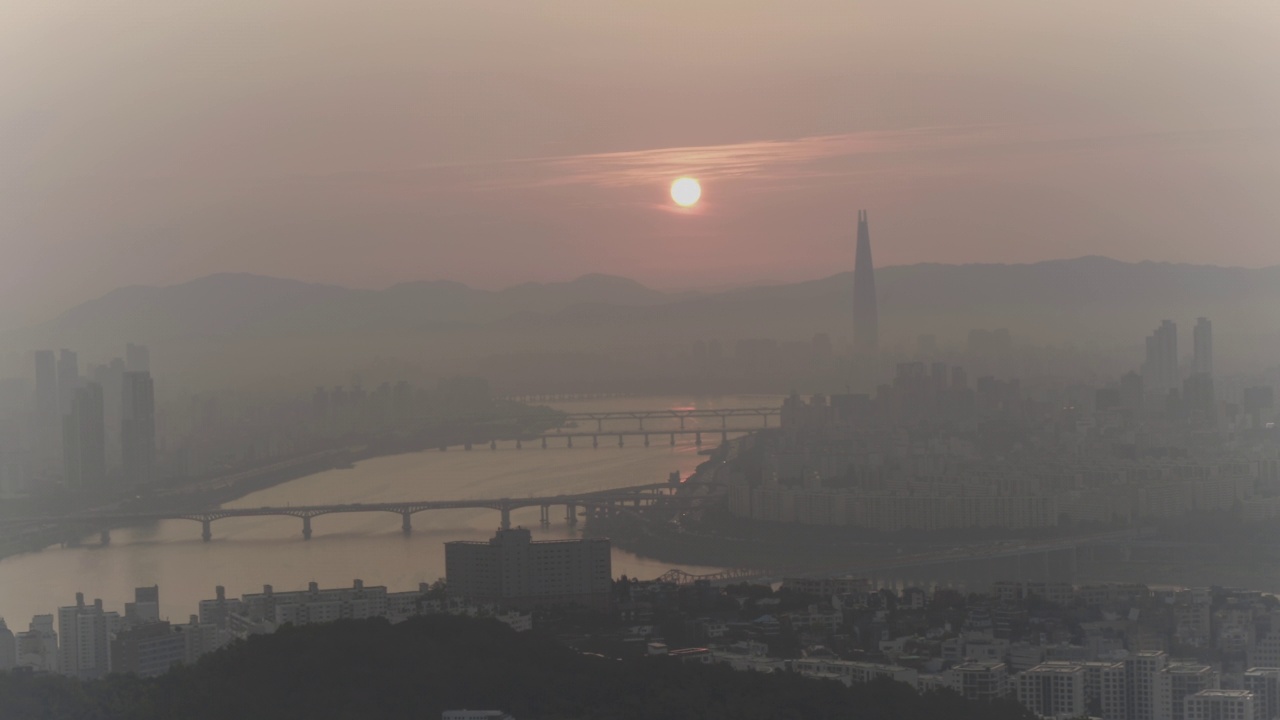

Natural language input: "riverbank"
[0,416,566,563]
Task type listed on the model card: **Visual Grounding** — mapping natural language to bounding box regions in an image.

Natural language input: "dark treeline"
[0,616,1037,720]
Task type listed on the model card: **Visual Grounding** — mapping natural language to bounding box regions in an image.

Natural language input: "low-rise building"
[948,661,1008,702]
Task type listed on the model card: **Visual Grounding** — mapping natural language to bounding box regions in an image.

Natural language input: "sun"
[670,177,701,207]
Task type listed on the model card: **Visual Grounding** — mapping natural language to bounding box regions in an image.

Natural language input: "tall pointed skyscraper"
[852,210,879,387]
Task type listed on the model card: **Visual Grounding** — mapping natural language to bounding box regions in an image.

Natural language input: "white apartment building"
[1079,661,1128,720]
[1243,669,1280,720]
[1127,651,1169,720]
[1185,690,1254,720]
[1159,664,1219,720]
[57,594,120,679]
[1017,663,1086,719]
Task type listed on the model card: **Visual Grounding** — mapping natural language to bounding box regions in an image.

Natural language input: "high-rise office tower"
[1142,321,1179,393]
[63,382,106,489]
[1192,317,1212,377]
[122,371,156,486]
[56,349,79,415]
[125,343,150,373]
[93,359,126,471]
[852,210,879,388]
[35,351,57,419]
[34,350,60,469]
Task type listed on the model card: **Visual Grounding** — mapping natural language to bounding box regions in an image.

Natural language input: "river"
[0,395,780,626]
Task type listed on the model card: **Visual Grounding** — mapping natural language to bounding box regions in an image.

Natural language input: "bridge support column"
[617,434,624,447]
[644,434,650,447]
[202,520,212,542]
[695,432,702,446]
[302,516,313,540]
[100,529,111,545]
[764,414,769,427]
[516,439,522,450]
[679,417,686,430]
[721,431,728,443]
[596,419,603,432]
[540,505,550,527]
[541,437,547,449]
[567,436,573,448]
[402,512,412,535]
[592,435,598,449]
[670,433,675,446]
[565,503,578,525]
[490,439,497,451]
[500,506,511,531]
[638,418,644,431]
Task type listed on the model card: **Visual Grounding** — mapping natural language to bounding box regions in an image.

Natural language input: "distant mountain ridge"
[6,257,1279,387]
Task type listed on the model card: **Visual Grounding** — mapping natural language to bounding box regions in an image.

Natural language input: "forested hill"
[0,615,1036,720]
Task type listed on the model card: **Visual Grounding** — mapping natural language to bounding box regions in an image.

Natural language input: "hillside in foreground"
[0,616,1035,720]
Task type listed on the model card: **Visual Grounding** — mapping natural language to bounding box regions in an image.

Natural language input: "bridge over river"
[37,483,701,544]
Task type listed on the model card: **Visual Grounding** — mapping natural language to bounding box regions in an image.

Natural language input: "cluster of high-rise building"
[30,344,156,493]
[0,574,542,679]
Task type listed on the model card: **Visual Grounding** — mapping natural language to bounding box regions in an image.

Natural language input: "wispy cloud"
[522,125,1004,189]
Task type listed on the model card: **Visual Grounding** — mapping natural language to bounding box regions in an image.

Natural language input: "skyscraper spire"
[852,210,879,387]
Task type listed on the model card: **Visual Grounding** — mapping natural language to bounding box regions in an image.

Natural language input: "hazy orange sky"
[2,0,1278,328]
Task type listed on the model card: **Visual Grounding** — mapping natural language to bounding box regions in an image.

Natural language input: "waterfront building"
[445,528,612,611]
[239,579,391,627]
[0,618,15,670]
[111,621,187,677]
[57,593,119,679]
[125,586,161,626]
[15,615,58,672]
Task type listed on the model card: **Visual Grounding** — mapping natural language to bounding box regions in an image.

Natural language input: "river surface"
[0,395,781,626]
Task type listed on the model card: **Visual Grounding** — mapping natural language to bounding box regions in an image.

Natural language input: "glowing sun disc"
[671,177,701,207]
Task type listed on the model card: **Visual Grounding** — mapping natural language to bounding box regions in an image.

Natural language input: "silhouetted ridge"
[0,616,1037,720]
